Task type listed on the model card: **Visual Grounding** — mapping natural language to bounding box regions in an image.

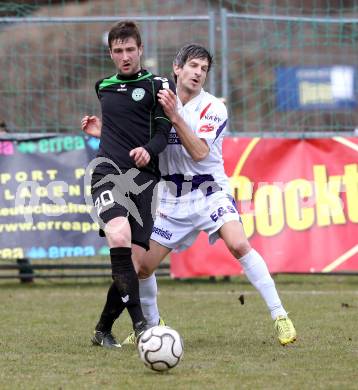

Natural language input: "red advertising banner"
[170,137,358,277]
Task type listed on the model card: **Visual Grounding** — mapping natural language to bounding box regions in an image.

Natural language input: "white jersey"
[159,89,231,200]
[152,89,241,251]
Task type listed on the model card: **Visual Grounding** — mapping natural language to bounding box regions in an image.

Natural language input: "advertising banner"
[1,135,357,274]
[276,66,357,110]
[171,137,358,277]
[0,135,106,260]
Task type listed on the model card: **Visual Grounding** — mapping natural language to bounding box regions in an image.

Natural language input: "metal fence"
[220,9,358,135]
[1,11,358,135]
[0,14,215,133]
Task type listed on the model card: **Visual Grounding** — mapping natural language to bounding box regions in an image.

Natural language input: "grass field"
[1,274,357,389]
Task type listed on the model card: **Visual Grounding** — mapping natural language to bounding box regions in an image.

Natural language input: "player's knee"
[137,262,155,279]
[105,218,131,247]
[227,240,251,259]
[108,235,130,247]
[135,252,161,278]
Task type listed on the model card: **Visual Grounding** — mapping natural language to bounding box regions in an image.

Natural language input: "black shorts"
[91,169,159,250]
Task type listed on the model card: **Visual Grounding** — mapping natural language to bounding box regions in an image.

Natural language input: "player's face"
[109,37,143,76]
[174,58,209,96]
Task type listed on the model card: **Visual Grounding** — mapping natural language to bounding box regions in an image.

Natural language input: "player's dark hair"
[108,20,142,50]
[173,44,213,82]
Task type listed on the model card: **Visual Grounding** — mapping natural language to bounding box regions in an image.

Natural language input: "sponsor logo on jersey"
[157,211,168,219]
[132,88,145,101]
[198,124,215,133]
[152,226,173,240]
[117,84,127,92]
[168,132,182,144]
[210,205,237,222]
[204,113,223,123]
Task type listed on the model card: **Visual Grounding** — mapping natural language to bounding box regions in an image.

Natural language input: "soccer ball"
[137,325,184,372]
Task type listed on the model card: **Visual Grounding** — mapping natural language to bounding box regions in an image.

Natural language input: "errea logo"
[117,84,127,92]
[121,295,129,303]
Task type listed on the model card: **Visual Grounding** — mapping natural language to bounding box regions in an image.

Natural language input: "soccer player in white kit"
[83,44,297,346]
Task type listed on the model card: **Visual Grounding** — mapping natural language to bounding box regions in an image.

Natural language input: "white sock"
[239,248,287,320]
[139,274,160,327]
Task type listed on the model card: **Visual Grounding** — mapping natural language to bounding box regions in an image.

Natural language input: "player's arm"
[130,116,171,166]
[157,88,209,162]
[81,115,102,138]
[142,115,171,157]
[137,79,175,160]
[130,80,174,168]
[82,80,105,138]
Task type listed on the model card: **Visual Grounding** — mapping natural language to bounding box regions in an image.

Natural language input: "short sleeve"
[194,98,228,143]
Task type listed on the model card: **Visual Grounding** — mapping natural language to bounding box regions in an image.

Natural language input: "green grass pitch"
[1,275,357,389]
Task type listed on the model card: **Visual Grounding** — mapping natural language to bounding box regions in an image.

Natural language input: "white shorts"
[150,191,241,252]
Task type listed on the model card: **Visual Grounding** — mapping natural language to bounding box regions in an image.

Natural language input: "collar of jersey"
[98,70,152,90]
[177,88,205,109]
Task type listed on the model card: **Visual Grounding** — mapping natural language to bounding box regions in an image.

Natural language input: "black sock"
[95,282,125,332]
[110,247,145,326]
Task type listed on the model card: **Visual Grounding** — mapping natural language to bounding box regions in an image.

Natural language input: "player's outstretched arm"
[157,89,209,162]
[81,115,102,138]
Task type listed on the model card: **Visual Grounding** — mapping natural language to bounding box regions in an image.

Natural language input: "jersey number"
[94,190,114,216]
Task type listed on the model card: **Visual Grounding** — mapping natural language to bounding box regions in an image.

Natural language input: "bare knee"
[136,254,163,279]
[105,224,132,248]
[131,247,157,279]
[107,233,130,248]
[227,240,251,259]
[137,261,155,279]
[105,218,131,248]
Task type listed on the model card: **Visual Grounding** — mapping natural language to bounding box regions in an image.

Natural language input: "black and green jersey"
[95,69,175,178]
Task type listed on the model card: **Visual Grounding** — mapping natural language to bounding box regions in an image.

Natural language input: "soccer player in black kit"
[82,20,174,348]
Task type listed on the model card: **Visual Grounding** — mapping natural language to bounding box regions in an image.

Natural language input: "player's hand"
[129,147,151,168]
[157,89,179,122]
[81,115,102,138]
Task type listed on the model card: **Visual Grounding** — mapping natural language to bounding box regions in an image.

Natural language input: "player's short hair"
[108,20,142,50]
[173,44,213,82]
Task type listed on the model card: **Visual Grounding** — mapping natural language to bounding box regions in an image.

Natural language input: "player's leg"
[139,205,198,324]
[122,204,198,345]
[90,174,128,348]
[92,216,131,348]
[198,192,296,345]
[93,216,146,347]
[218,220,296,345]
[137,196,194,323]
[136,239,172,326]
[219,220,287,318]
[122,240,171,345]
[91,281,123,348]
[123,172,166,336]
[91,173,148,348]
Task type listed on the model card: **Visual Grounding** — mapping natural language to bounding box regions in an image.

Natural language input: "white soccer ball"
[137,325,184,372]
